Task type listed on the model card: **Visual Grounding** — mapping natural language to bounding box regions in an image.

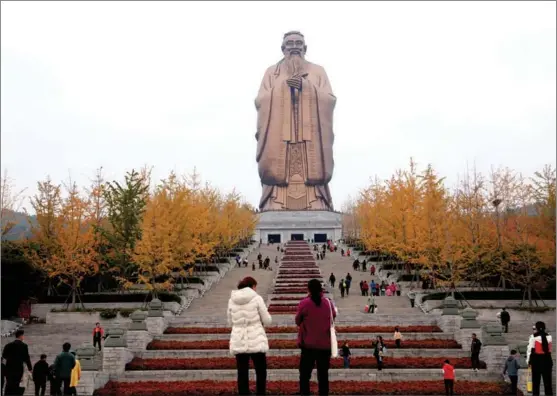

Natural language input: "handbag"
[328,298,338,357]
[527,367,533,393]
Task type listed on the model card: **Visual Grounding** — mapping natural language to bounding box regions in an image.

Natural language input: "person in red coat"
[92,323,105,351]
[296,279,337,396]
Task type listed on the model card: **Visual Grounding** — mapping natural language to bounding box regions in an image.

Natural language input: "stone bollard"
[438,296,461,334]
[516,344,530,394]
[75,344,109,395]
[146,298,167,336]
[127,310,152,352]
[457,307,482,348]
[102,327,132,375]
[480,325,510,373]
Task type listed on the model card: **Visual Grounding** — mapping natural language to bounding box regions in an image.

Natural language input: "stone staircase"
[90,241,515,396]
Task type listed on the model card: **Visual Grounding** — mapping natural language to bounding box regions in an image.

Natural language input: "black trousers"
[395,339,401,348]
[235,352,267,395]
[532,364,554,396]
[93,336,102,351]
[299,348,331,396]
[444,379,454,396]
[34,381,46,396]
[502,322,509,333]
[50,379,61,396]
[374,355,384,370]
[471,352,480,370]
[60,379,71,396]
[508,375,518,395]
[4,369,23,396]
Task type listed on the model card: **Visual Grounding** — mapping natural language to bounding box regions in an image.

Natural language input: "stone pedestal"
[76,371,109,396]
[128,310,152,352]
[438,297,461,333]
[481,325,510,373]
[458,307,482,348]
[102,347,133,374]
[255,210,342,243]
[147,299,167,335]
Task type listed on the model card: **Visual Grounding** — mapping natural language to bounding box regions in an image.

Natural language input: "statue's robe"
[255,59,336,210]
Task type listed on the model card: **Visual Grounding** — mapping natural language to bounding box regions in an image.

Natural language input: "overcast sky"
[2,1,555,212]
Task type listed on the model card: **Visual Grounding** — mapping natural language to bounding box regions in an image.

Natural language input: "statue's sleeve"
[254,67,274,141]
[315,66,337,107]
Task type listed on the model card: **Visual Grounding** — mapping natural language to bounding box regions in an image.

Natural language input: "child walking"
[341,342,351,369]
[393,327,402,348]
[442,359,455,396]
[32,354,49,396]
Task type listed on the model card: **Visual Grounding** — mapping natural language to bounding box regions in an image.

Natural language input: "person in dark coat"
[1,361,5,396]
[499,308,511,333]
[33,354,49,396]
[470,333,482,372]
[2,329,33,395]
[47,363,61,396]
[53,343,75,395]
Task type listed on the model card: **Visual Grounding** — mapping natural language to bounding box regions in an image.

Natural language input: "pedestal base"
[255,210,342,244]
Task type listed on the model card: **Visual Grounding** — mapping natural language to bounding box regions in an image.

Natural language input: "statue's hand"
[287,75,302,90]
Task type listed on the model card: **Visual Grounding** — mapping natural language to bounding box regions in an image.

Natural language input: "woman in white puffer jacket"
[228,276,272,395]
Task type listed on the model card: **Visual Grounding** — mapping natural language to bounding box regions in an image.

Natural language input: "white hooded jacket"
[227,287,272,355]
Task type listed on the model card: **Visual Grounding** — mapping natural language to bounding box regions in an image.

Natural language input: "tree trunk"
[71,278,77,311]
[527,285,533,308]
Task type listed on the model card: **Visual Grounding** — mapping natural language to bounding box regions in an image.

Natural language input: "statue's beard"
[285,54,306,75]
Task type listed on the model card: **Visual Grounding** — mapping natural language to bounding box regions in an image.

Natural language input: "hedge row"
[40,292,182,304]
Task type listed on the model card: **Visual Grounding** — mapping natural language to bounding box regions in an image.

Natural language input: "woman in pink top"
[296,279,337,396]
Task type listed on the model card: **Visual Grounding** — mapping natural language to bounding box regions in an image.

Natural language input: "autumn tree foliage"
[133,171,256,294]
[28,179,97,309]
[0,169,26,238]
[351,160,556,305]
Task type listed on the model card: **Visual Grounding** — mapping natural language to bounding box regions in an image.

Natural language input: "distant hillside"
[1,210,35,241]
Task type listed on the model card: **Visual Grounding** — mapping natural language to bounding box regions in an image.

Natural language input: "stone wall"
[46,310,174,325]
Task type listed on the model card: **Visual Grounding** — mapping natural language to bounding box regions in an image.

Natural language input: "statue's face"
[282,33,306,57]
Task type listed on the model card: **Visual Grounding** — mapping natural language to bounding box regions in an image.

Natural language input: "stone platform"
[254,210,342,243]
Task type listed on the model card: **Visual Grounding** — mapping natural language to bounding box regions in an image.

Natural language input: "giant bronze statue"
[255,31,336,211]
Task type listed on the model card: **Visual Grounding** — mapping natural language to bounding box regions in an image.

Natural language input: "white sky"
[1,1,555,212]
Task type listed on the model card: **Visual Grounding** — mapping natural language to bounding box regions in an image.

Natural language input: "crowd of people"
[1,323,106,396]
[226,273,554,396]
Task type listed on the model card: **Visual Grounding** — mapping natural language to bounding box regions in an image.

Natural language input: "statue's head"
[282,31,307,58]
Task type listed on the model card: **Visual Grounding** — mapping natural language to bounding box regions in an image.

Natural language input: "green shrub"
[99,309,118,319]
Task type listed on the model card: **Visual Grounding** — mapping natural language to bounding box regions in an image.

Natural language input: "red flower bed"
[126,356,486,370]
[279,264,317,267]
[271,297,302,301]
[280,256,315,261]
[268,306,297,313]
[277,271,320,274]
[277,275,322,279]
[164,325,442,334]
[147,339,461,350]
[95,380,513,396]
[273,288,312,293]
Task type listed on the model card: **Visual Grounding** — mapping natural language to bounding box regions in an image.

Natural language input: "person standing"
[33,354,49,396]
[228,276,271,396]
[370,280,376,297]
[393,327,402,348]
[69,352,80,396]
[296,279,337,396]
[370,264,376,276]
[367,295,376,314]
[53,343,76,395]
[503,349,520,395]
[345,273,352,296]
[339,279,346,298]
[498,308,511,334]
[2,329,33,395]
[362,281,369,297]
[442,359,455,396]
[92,323,104,352]
[470,333,482,372]
[373,336,386,371]
[527,321,553,396]
[341,342,351,369]
[329,273,336,288]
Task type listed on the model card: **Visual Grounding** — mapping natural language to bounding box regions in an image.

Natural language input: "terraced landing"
[95,241,511,396]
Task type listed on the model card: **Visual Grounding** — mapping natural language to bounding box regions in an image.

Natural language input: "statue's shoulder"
[306,61,327,74]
